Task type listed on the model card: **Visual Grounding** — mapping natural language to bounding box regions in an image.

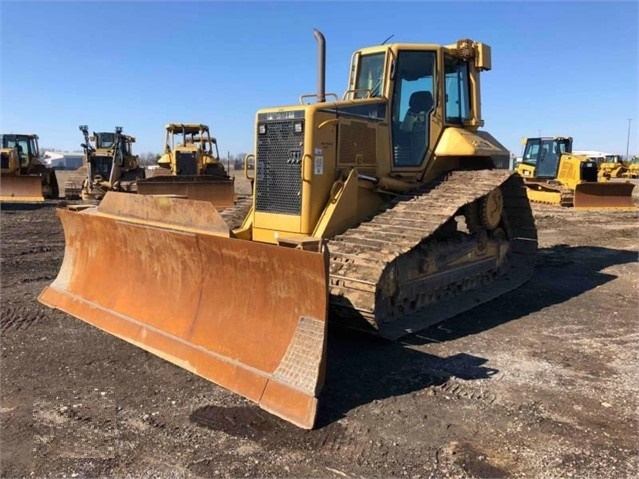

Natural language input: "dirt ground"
[1,175,638,479]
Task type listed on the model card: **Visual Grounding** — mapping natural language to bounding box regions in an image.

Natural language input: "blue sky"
[1,1,637,157]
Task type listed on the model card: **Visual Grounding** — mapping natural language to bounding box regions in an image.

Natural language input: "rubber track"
[327,169,537,338]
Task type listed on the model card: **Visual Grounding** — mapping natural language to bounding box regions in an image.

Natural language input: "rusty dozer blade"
[0,174,44,202]
[38,192,329,429]
[573,182,637,209]
[136,175,236,209]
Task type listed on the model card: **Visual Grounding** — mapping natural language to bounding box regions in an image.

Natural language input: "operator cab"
[346,41,484,170]
[521,137,572,178]
[604,154,624,164]
[95,132,115,149]
[0,134,39,168]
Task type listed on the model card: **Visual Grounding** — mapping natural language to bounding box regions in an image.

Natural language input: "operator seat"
[395,91,433,166]
[400,91,433,132]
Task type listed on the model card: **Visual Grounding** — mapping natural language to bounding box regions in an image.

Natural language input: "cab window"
[97,133,115,149]
[29,137,39,157]
[444,54,471,124]
[522,139,541,165]
[390,50,436,167]
[536,139,562,178]
[354,53,385,99]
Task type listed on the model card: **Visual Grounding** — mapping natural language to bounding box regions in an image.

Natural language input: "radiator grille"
[90,156,113,179]
[255,120,303,215]
[176,151,198,176]
[579,161,598,182]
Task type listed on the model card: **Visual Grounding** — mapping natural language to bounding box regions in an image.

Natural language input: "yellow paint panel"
[254,211,301,236]
[313,169,359,238]
[434,127,506,157]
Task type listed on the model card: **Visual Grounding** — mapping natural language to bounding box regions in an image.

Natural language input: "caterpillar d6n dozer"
[39,30,539,429]
[64,125,146,202]
[0,133,59,202]
[516,136,636,209]
[136,123,235,209]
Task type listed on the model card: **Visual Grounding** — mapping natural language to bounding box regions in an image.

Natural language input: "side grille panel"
[256,120,303,215]
[338,121,377,166]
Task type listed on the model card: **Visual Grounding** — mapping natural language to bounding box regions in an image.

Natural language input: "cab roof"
[165,123,210,134]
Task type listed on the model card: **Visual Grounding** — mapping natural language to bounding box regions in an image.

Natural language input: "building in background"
[41,151,84,170]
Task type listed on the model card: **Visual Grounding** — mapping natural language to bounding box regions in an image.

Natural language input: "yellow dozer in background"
[39,30,538,429]
[622,156,639,178]
[516,137,636,209]
[64,125,146,202]
[136,123,235,208]
[0,133,59,202]
[597,154,629,181]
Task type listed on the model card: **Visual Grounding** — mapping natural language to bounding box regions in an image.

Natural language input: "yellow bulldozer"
[64,125,146,202]
[136,123,235,208]
[595,154,630,181]
[39,30,539,429]
[0,133,59,202]
[516,136,636,209]
[622,156,639,178]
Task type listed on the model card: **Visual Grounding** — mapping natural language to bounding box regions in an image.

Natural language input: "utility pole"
[626,118,632,157]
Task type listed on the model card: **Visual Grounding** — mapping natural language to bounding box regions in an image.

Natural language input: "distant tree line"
[136,152,162,166]
[230,153,249,170]
[137,152,250,170]
[39,148,252,170]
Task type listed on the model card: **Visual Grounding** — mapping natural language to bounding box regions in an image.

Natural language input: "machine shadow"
[402,244,637,346]
[317,244,637,426]
[316,335,496,427]
[0,200,62,212]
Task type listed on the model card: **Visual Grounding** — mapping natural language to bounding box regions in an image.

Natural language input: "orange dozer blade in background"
[573,182,637,209]
[38,192,329,429]
[0,174,44,202]
[136,175,236,209]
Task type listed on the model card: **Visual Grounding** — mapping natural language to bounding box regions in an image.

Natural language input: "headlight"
[294,122,304,134]
[258,124,267,135]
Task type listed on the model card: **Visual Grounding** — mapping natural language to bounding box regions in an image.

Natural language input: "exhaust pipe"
[313,28,326,103]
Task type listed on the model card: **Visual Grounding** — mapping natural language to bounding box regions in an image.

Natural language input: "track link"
[327,169,538,339]
[523,180,574,207]
[221,195,253,230]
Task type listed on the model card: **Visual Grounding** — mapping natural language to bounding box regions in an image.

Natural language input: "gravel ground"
[1,177,637,479]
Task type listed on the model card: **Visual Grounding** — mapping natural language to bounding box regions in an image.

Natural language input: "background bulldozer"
[40,30,538,429]
[1,133,59,202]
[596,154,629,181]
[136,123,235,208]
[64,125,146,202]
[516,137,636,209]
[622,156,639,178]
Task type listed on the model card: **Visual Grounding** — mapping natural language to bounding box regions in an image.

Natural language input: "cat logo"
[288,149,302,164]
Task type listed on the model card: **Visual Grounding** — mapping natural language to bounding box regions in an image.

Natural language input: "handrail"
[299,93,339,105]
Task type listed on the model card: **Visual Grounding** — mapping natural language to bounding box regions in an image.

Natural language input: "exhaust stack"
[313,28,326,103]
